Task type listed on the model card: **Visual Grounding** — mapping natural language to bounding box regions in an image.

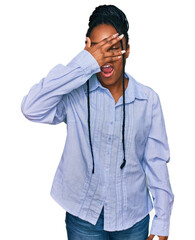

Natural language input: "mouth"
[100,63,114,78]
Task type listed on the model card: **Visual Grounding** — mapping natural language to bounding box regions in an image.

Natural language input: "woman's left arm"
[142,91,174,238]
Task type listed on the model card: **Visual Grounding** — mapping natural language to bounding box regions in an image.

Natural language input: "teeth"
[102,65,111,68]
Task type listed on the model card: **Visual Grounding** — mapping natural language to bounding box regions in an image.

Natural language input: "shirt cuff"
[150,215,171,236]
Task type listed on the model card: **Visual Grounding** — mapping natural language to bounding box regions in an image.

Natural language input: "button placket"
[104,100,115,168]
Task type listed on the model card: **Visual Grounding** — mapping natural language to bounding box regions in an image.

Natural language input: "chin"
[99,78,116,86]
[97,74,116,85]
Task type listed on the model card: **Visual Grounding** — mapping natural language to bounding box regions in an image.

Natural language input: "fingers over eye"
[104,49,125,58]
[96,33,120,47]
[103,34,124,51]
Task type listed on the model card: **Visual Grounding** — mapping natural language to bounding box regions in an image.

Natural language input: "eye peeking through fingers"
[110,47,120,50]
[108,42,121,50]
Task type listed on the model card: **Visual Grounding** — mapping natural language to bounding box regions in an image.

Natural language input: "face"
[89,24,130,88]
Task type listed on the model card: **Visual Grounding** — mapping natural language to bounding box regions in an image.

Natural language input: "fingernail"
[112,33,119,38]
[118,34,124,39]
[121,50,126,54]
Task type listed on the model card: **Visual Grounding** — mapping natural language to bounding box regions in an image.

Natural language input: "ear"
[125,44,130,59]
[85,37,91,49]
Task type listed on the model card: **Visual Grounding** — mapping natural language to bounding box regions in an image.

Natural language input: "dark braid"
[86,4,129,174]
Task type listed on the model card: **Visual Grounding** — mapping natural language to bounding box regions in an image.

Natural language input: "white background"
[0,0,194,239]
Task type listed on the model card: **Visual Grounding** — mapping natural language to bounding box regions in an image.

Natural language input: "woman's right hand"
[84,33,126,67]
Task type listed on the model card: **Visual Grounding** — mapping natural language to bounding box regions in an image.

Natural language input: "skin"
[84,24,130,104]
[84,23,168,240]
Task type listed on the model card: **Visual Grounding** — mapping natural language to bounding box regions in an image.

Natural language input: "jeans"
[65,206,150,240]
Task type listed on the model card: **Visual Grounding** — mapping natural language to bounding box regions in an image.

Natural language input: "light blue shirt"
[21,49,174,236]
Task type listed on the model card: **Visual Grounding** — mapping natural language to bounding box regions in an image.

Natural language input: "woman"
[21,4,174,240]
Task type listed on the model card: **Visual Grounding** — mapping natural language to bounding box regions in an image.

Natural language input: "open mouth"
[100,64,114,78]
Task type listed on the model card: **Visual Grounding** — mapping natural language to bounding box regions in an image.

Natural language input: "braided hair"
[86,4,129,174]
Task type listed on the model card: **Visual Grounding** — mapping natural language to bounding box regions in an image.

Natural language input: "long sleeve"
[21,50,100,124]
[142,91,174,236]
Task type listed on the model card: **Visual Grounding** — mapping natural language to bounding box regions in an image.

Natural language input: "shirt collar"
[83,72,148,105]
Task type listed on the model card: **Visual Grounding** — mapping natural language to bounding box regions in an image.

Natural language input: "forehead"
[90,24,118,42]
[89,24,126,47]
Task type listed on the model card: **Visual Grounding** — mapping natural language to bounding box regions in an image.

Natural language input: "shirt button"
[110,121,113,125]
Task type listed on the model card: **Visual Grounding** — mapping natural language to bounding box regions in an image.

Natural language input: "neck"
[101,77,129,95]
